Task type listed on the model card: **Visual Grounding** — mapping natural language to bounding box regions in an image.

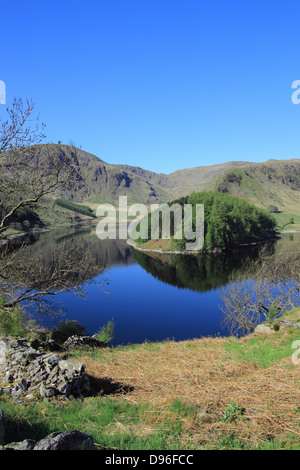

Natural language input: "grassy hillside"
[211,159,300,229]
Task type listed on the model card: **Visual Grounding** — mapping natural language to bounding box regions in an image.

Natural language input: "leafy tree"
[139,191,276,252]
[187,191,276,251]
[96,319,115,344]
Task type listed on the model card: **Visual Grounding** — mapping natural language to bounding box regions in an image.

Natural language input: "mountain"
[8,144,300,221]
[34,144,254,205]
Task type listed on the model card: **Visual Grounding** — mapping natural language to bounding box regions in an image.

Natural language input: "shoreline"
[278,230,300,233]
[0,218,98,247]
[126,237,278,256]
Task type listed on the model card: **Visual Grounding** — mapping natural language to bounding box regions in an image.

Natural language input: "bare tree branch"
[0,97,108,322]
[219,242,300,336]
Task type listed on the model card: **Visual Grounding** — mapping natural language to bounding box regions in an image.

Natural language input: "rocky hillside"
[21,144,253,205]
[7,144,300,217]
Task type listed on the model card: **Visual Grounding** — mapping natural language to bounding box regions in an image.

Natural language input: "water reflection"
[2,228,298,344]
[5,227,299,295]
[130,246,263,292]
[0,227,135,314]
[7,226,137,275]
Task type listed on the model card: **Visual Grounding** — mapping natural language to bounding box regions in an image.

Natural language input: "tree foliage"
[54,198,96,218]
[138,191,276,252]
[188,191,276,251]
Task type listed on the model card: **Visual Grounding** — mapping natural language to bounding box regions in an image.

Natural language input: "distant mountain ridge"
[39,144,255,204]
[17,144,300,216]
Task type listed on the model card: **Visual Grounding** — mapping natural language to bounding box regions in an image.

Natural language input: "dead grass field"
[71,314,300,449]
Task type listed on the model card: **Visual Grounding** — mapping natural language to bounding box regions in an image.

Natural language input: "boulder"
[62,335,107,349]
[255,319,300,335]
[32,430,95,450]
[1,430,95,451]
[254,324,275,335]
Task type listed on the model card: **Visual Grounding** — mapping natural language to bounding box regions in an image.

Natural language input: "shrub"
[0,306,27,337]
[96,319,115,344]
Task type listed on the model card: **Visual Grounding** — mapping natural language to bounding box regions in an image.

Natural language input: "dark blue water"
[45,263,225,346]
[24,228,298,346]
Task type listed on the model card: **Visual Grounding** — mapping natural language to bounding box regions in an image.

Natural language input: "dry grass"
[73,328,300,449]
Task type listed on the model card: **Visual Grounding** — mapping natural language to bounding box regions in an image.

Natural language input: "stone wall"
[0,337,90,399]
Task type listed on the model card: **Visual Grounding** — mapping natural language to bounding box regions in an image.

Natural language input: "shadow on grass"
[3,415,52,445]
[87,375,134,397]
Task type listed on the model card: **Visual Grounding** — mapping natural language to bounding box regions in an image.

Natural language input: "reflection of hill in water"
[2,228,137,294]
[131,233,300,292]
[30,227,137,269]
[131,247,262,292]
[7,228,299,294]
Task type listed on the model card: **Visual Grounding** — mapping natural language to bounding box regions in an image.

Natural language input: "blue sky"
[1,0,300,173]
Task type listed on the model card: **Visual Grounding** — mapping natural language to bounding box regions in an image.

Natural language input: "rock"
[62,335,107,349]
[255,319,300,335]
[0,337,90,400]
[32,430,95,450]
[40,339,62,352]
[279,320,300,329]
[1,431,95,450]
[255,324,275,335]
[63,335,108,349]
[58,360,85,375]
[3,439,36,450]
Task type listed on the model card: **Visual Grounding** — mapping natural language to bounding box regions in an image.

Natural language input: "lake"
[22,227,300,346]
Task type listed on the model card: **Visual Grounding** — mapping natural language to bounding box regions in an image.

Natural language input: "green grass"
[224,328,300,368]
[0,396,195,450]
[68,340,164,364]
[1,393,299,450]
[272,211,300,231]
[54,198,96,218]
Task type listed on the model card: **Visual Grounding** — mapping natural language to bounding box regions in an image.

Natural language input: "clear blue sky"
[1,0,300,174]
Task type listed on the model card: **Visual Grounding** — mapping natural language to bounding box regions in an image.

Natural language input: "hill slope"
[210,159,300,225]
[5,145,300,225]
[23,144,253,205]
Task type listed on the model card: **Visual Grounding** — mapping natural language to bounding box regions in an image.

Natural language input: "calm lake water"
[24,227,300,346]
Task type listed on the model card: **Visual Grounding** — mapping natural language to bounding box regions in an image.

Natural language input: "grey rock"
[63,335,107,349]
[58,360,85,375]
[255,319,300,335]
[254,324,275,335]
[32,430,95,450]
[280,320,300,329]
[3,439,36,450]
[0,336,90,400]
